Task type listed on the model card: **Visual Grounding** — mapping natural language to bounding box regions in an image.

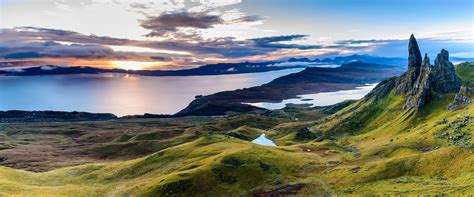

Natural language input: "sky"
[0,0,473,70]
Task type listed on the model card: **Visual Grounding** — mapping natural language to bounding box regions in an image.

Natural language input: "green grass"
[1,129,473,196]
[0,135,329,196]
[456,62,474,87]
[0,77,473,196]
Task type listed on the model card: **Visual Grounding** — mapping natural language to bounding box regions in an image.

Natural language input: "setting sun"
[111,61,159,70]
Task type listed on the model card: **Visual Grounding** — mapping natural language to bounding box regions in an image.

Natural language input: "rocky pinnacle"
[431,49,461,93]
[404,53,432,109]
[394,35,462,110]
[395,34,423,94]
[408,34,422,69]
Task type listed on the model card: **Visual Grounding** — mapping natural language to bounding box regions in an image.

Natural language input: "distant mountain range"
[0,61,299,76]
[2,54,469,77]
[288,54,472,66]
[287,54,407,67]
[0,54,413,77]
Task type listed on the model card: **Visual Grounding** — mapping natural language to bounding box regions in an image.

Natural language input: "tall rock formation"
[404,54,432,109]
[408,34,423,69]
[431,49,461,93]
[395,34,423,94]
[392,35,461,110]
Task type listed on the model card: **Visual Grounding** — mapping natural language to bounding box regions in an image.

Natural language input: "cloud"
[229,15,262,23]
[0,40,170,62]
[108,0,243,13]
[251,35,308,44]
[1,27,129,45]
[140,12,223,37]
[251,35,321,50]
[267,61,319,67]
[0,27,326,68]
[129,2,151,9]
[140,10,264,38]
[4,25,469,70]
[335,39,391,46]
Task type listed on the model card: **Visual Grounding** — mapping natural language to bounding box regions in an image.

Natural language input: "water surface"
[0,69,304,116]
[245,83,377,110]
[251,134,277,147]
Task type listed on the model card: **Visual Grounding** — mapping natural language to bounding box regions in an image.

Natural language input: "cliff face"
[391,35,462,110]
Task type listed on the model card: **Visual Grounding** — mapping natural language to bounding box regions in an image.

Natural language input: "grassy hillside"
[0,96,472,196]
[0,63,473,196]
[456,62,474,87]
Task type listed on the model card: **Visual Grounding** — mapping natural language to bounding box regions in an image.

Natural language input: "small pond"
[251,134,277,147]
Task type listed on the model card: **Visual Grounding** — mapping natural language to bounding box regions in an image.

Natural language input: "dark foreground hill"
[0,110,117,123]
[0,35,472,196]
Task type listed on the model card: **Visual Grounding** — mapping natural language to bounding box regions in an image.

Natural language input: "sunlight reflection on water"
[0,69,304,116]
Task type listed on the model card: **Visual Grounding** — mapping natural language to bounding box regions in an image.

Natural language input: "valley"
[0,36,472,196]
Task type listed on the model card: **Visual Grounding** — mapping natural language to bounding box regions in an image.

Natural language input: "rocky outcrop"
[431,49,461,93]
[404,54,433,109]
[395,34,423,94]
[408,34,423,70]
[402,48,462,110]
[377,35,461,111]
[447,86,472,110]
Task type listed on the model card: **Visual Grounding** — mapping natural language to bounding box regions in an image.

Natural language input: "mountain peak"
[408,34,422,69]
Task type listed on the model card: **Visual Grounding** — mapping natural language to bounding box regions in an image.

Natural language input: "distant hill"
[176,60,405,116]
[0,61,304,76]
[270,60,403,85]
[0,54,410,77]
[0,110,117,123]
[289,54,407,67]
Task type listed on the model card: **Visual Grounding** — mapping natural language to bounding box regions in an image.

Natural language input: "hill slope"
[456,62,474,87]
[0,35,472,196]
